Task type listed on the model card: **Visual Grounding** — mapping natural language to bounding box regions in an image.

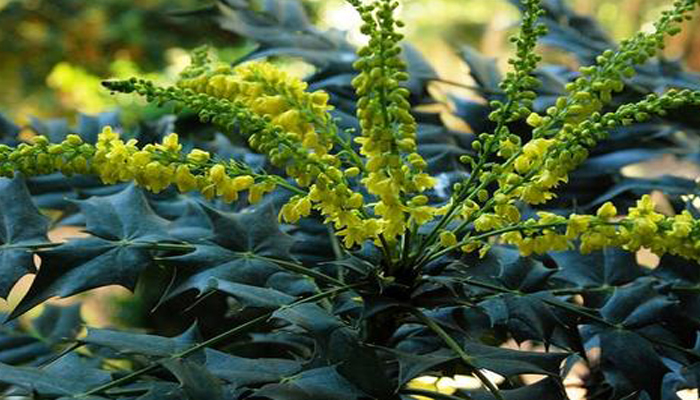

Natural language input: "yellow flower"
[596,202,617,220]
[439,231,458,247]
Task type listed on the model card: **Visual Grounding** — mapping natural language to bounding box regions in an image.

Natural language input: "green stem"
[418,222,567,268]
[253,255,345,286]
[78,283,363,397]
[411,309,505,400]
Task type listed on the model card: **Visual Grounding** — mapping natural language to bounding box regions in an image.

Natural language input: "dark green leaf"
[203,348,302,388]
[9,186,174,319]
[254,366,368,400]
[161,358,224,400]
[465,376,567,400]
[600,279,676,329]
[0,353,110,396]
[461,341,567,377]
[82,323,200,358]
[209,279,296,309]
[551,247,645,288]
[0,175,50,299]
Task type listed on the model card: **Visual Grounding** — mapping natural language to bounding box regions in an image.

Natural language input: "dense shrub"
[0,1,700,400]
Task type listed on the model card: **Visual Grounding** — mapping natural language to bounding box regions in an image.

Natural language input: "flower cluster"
[177,51,335,156]
[499,196,700,262]
[348,0,437,240]
[105,63,385,248]
[504,89,700,206]
[0,127,273,203]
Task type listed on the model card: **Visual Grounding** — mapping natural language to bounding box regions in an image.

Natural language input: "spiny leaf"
[0,353,110,397]
[600,279,677,329]
[551,247,646,289]
[203,348,302,389]
[253,366,368,400]
[8,185,174,319]
[161,358,224,400]
[0,304,82,365]
[163,203,312,302]
[465,376,567,400]
[0,175,50,299]
[82,323,200,358]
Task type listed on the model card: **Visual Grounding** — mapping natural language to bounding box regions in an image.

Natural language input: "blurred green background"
[1,0,698,122]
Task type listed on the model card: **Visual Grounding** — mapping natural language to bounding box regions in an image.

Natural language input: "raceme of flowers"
[3,0,700,266]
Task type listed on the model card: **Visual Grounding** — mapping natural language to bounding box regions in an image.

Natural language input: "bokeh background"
[2,0,699,121]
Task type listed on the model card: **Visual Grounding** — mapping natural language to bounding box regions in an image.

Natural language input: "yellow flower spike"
[670,211,693,238]
[311,91,330,106]
[98,126,119,142]
[410,206,436,225]
[461,242,481,254]
[474,214,503,232]
[501,231,523,245]
[411,195,429,206]
[131,151,152,168]
[295,197,313,218]
[522,138,555,158]
[280,202,301,223]
[566,214,592,239]
[65,134,83,146]
[514,155,533,174]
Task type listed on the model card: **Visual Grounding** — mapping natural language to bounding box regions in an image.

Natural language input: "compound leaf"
[9,186,174,319]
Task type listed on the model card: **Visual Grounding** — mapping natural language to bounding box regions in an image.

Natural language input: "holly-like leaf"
[203,348,302,389]
[82,323,200,358]
[272,303,394,398]
[164,204,307,301]
[0,112,21,146]
[0,176,50,299]
[0,304,82,365]
[9,185,174,319]
[459,45,503,94]
[208,278,296,309]
[380,347,454,387]
[600,279,677,329]
[161,358,224,400]
[461,341,568,377]
[551,248,646,289]
[465,376,567,400]
[0,353,110,397]
[253,366,368,400]
[580,325,669,399]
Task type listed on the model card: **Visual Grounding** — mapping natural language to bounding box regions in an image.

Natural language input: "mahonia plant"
[1,1,700,400]
[5,0,699,264]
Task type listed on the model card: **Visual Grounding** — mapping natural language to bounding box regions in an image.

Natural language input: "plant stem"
[411,309,505,400]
